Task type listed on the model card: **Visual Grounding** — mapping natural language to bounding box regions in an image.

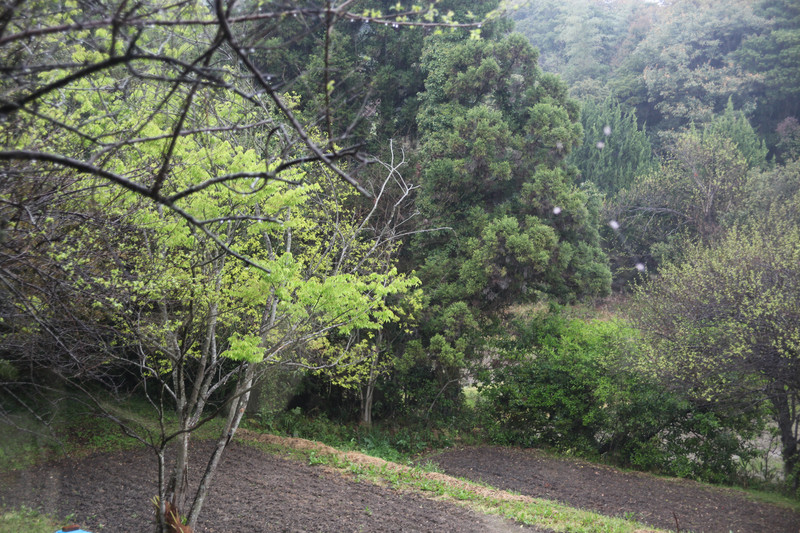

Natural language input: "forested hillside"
[1,0,799,529]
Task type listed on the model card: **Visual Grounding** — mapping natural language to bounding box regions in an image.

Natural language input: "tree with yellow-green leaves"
[0,90,420,532]
[632,223,800,487]
[0,1,453,530]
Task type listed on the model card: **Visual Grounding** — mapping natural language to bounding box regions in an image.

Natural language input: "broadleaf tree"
[632,223,800,486]
[0,0,463,529]
[608,127,749,269]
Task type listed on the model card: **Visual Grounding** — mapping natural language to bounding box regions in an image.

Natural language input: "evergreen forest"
[1,0,800,530]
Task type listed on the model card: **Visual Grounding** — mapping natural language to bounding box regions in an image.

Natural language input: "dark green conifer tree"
[567,99,655,196]
[394,22,611,417]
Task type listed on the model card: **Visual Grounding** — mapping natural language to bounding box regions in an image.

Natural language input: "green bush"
[478,310,761,484]
[479,313,617,454]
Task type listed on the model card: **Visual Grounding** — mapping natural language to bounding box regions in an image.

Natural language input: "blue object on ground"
[55,528,92,533]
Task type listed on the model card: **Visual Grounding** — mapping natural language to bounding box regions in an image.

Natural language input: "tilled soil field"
[428,446,800,533]
[1,437,798,533]
[0,439,539,533]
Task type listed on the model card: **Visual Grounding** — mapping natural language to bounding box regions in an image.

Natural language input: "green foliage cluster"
[608,126,750,271]
[567,99,655,195]
[633,223,800,485]
[736,0,800,142]
[386,26,612,420]
[478,310,760,484]
[513,0,644,101]
[414,30,610,309]
[705,99,769,169]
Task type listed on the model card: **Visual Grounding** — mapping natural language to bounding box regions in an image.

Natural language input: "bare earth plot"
[427,446,800,533]
[0,439,540,533]
[0,436,798,533]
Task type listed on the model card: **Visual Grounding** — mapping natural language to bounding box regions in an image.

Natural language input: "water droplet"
[603,125,611,136]
[596,141,605,149]
[553,207,562,215]
[635,263,646,272]
[609,220,620,230]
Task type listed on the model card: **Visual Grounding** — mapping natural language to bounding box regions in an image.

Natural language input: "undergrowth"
[245,406,476,463]
[0,393,227,472]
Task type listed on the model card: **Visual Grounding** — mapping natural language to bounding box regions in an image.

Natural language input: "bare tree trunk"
[361,373,375,427]
[169,430,191,510]
[186,249,279,528]
[160,254,227,528]
[187,362,255,528]
[770,387,800,487]
[155,448,167,533]
[360,332,383,427]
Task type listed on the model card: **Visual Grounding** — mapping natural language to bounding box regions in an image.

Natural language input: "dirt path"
[428,446,800,533]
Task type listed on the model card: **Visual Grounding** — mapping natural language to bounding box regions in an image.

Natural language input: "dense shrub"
[478,310,762,483]
[478,316,610,454]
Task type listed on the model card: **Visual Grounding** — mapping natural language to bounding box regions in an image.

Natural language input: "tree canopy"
[633,223,800,483]
[0,0,468,529]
